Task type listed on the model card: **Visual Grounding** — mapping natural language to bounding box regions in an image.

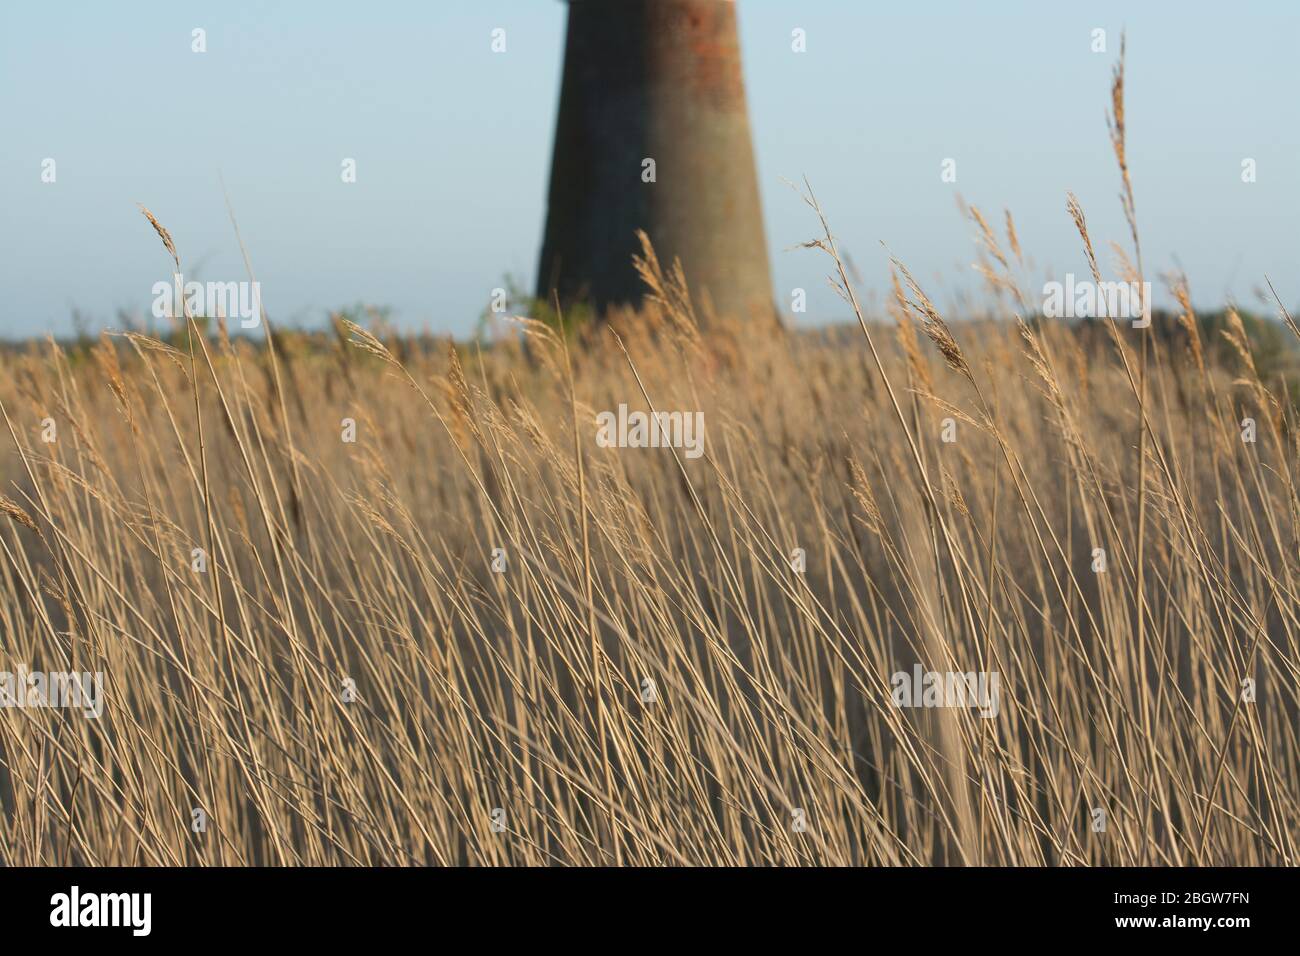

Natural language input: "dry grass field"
[1,55,1297,868]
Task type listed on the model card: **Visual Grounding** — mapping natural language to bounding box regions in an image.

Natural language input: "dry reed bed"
[0,257,1295,865]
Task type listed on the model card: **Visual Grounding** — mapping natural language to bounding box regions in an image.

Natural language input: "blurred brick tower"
[536,0,773,320]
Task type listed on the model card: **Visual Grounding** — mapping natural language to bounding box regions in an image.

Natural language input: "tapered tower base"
[537,0,773,321]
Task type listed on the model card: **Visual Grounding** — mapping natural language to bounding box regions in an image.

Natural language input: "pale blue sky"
[1,0,1296,338]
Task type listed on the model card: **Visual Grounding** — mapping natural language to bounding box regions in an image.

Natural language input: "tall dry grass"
[0,44,1297,867]
[0,254,1296,865]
